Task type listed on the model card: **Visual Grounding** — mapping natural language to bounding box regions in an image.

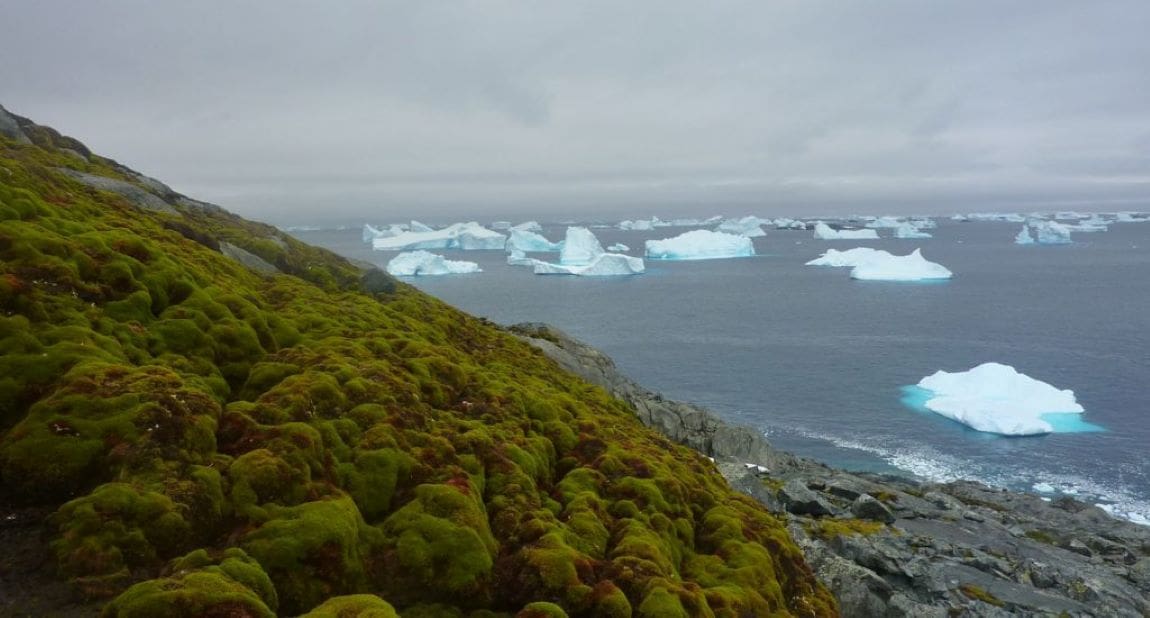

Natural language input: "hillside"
[0,105,836,616]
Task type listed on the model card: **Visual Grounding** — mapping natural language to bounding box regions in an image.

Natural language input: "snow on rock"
[645,229,755,260]
[894,222,932,239]
[916,362,1085,436]
[559,226,606,265]
[533,253,645,276]
[805,247,888,268]
[813,221,880,240]
[371,222,506,251]
[715,216,769,237]
[850,249,952,281]
[1014,225,1035,245]
[386,250,481,276]
[1032,220,1072,244]
[607,243,630,252]
[506,228,562,253]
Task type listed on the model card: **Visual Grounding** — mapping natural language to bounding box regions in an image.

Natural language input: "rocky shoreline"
[512,323,1150,617]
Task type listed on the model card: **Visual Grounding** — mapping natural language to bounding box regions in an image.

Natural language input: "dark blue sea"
[291,219,1150,524]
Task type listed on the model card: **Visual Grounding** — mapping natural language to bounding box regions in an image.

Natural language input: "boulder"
[852,494,895,524]
[778,479,835,517]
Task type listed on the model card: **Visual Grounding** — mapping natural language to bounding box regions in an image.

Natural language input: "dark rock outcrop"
[219,241,279,275]
[515,323,1150,617]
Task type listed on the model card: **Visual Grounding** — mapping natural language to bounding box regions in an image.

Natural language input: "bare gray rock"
[514,323,1150,617]
[0,104,31,144]
[56,168,177,214]
[219,241,278,275]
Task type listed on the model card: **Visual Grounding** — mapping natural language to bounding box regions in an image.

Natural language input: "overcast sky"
[3,1,1149,224]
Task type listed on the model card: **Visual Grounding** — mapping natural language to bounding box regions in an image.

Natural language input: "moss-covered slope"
[0,110,836,617]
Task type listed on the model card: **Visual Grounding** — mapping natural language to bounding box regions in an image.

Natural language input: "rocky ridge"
[512,323,1150,617]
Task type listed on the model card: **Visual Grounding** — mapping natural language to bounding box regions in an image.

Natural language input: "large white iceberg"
[805,247,888,268]
[1032,221,1072,245]
[559,226,606,264]
[715,216,769,237]
[386,250,481,276]
[894,222,932,239]
[850,249,952,281]
[527,226,644,276]
[645,229,755,260]
[1014,226,1035,245]
[371,222,506,251]
[533,253,645,276]
[813,221,880,240]
[506,228,562,253]
[916,362,1085,436]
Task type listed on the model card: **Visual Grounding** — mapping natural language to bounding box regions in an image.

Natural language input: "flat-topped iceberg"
[506,228,562,253]
[645,229,755,260]
[386,250,481,276]
[813,221,880,240]
[914,362,1086,436]
[372,221,506,251]
[850,249,951,281]
[805,247,888,268]
[715,216,769,237]
[533,253,645,276]
[894,222,932,239]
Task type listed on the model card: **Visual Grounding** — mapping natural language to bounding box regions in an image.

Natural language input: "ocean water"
[292,220,1150,523]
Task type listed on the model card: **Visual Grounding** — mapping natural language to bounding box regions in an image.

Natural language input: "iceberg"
[510,221,543,233]
[715,216,769,237]
[371,222,506,251]
[533,252,645,276]
[805,247,888,268]
[645,230,755,260]
[559,226,606,265]
[908,217,937,229]
[1064,216,1108,233]
[607,243,630,252]
[812,221,880,240]
[1014,225,1035,245]
[506,249,538,267]
[773,218,808,230]
[915,362,1086,436]
[865,216,904,229]
[409,220,434,233]
[850,249,952,281]
[362,223,407,243]
[618,218,655,231]
[386,250,481,276]
[1032,221,1072,245]
[490,221,511,230]
[506,228,562,253]
[894,222,932,239]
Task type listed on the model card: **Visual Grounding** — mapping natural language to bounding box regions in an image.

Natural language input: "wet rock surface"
[515,323,1150,617]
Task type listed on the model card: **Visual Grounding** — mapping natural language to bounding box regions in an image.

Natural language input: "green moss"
[959,584,1005,607]
[301,594,399,617]
[515,601,569,618]
[1024,529,1059,545]
[0,125,836,616]
[806,518,886,541]
[241,496,382,615]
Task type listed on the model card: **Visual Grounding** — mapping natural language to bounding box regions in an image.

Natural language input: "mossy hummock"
[0,114,837,616]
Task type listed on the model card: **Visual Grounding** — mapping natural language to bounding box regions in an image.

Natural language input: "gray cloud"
[2,0,1148,225]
